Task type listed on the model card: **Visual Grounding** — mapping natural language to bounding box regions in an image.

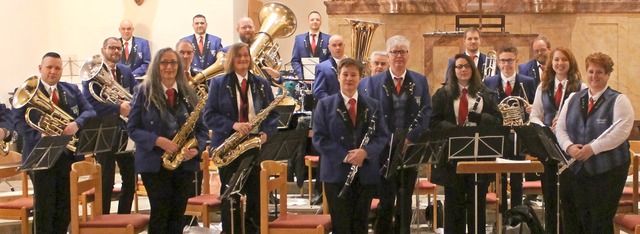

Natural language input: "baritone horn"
[12,76,77,151]
[249,2,296,78]
[346,18,381,76]
[80,55,132,121]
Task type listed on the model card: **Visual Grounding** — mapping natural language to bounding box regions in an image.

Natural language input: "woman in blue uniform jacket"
[127,47,207,234]
[430,54,502,234]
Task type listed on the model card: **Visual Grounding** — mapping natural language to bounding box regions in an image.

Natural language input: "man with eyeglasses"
[176,39,198,78]
[519,36,551,85]
[291,11,332,80]
[446,27,500,82]
[82,36,137,215]
[181,14,223,71]
[483,44,536,210]
[359,35,432,234]
[118,20,151,80]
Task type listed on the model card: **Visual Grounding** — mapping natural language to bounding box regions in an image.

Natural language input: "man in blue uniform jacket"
[181,14,223,71]
[13,52,96,234]
[312,34,346,101]
[518,36,551,86]
[118,20,151,79]
[446,27,500,82]
[291,11,331,80]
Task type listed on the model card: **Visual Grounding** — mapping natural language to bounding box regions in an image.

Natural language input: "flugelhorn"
[12,76,77,151]
[80,55,132,121]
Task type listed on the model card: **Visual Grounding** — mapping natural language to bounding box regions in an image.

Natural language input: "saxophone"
[211,80,287,167]
[161,86,207,170]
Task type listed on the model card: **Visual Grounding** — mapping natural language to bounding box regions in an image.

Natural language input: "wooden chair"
[184,147,221,228]
[70,161,149,233]
[486,174,500,226]
[81,154,138,215]
[414,163,439,231]
[618,150,639,214]
[260,160,331,233]
[0,151,33,234]
[304,155,319,204]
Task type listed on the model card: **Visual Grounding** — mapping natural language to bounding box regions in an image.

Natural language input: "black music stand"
[19,135,73,172]
[275,105,296,129]
[76,115,120,155]
[513,124,569,165]
[259,128,309,162]
[449,126,509,234]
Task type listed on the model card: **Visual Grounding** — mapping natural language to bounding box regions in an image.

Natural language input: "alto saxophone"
[161,86,207,170]
[210,79,287,167]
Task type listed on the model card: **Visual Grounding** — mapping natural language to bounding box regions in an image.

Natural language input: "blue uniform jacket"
[359,69,432,142]
[181,34,223,71]
[518,59,542,86]
[446,53,500,82]
[0,104,13,141]
[291,32,331,79]
[312,93,390,184]
[119,37,151,77]
[13,81,96,163]
[81,63,136,116]
[312,58,338,101]
[483,74,537,104]
[126,84,207,173]
[203,72,279,148]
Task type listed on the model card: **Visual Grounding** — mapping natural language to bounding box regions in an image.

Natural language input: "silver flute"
[558,118,623,174]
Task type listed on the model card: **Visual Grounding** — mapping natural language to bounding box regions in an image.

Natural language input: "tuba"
[346,18,381,76]
[249,2,297,78]
[12,76,77,151]
[483,50,497,79]
[498,96,530,126]
[80,55,132,121]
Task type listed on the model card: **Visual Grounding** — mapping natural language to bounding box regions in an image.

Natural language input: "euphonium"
[249,2,297,78]
[498,96,530,126]
[80,55,132,121]
[161,86,207,170]
[483,50,497,79]
[346,18,381,76]
[211,79,288,167]
[12,76,77,151]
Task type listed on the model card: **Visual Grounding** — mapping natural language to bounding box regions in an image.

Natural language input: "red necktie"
[588,97,594,113]
[51,87,59,106]
[124,41,130,61]
[555,83,563,108]
[111,68,118,83]
[505,81,512,96]
[539,64,545,71]
[198,36,204,54]
[470,55,477,61]
[348,98,356,127]
[394,77,403,94]
[239,79,249,122]
[458,88,468,126]
[310,34,317,55]
[166,88,175,108]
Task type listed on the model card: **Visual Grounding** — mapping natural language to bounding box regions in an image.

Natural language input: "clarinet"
[380,104,429,179]
[338,110,377,198]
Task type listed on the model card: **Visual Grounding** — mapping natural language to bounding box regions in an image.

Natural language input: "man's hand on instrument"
[233,122,252,135]
[346,149,368,167]
[120,101,131,117]
[63,122,79,135]
[156,137,179,154]
[526,105,532,114]
[262,67,280,79]
[259,132,268,145]
[551,117,558,131]
[181,147,198,160]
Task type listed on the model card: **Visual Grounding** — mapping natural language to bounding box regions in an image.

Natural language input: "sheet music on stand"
[75,115,119,155]
[448,126,509,162]
[20,135,73,171]
[301,57,319,80]
[259,128,309,162]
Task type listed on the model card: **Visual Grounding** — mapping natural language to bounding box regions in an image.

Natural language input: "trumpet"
[483,50,497,79]
[12,76,77,151]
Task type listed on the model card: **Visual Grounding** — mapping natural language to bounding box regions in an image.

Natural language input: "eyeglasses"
[106,45,123,51]
[455,64,471,70]
[160,61,179,67]
[178,50,194,56]
[389,50,409,56]
[498,58,516,64]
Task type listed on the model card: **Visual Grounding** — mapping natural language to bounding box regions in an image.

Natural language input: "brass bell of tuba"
[80,55,132,121]
[346,18,381,76]
[249,2,297,78]
[12,76,78,151]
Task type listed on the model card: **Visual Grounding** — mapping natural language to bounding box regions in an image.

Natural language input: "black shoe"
[311,193,322,205]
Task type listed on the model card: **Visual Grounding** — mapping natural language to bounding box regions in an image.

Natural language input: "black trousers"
[31,153,73,234]
[559,163,628,234]
[95,151,135,214]
[325,180,375,234]
[444,174,489,234]
[141,167,194,234]
[375,168,418,234]
[219,148,260,234]
[540,160,560,234]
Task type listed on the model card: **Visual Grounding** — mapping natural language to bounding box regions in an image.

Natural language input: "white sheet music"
[301,57,319,79]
